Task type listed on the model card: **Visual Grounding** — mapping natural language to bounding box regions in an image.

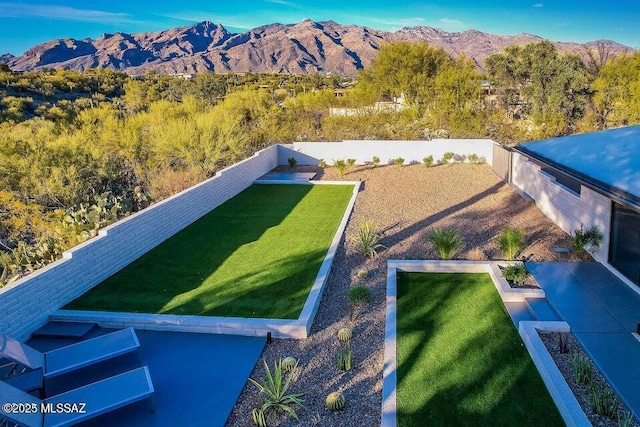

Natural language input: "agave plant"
[249,359,305,421]
[427,227,464,260]
[353,220,385,259]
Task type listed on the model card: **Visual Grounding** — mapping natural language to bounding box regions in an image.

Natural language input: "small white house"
[512,125,640,289]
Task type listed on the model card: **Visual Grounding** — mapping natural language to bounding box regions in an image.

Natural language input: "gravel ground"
[540,332,639,427]
[226,163,583,427]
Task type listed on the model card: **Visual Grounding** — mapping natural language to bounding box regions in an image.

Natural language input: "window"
[609,202,640,286]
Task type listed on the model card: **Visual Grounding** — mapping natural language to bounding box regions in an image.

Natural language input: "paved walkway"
[527,262,640,421]
[26,327,265,427]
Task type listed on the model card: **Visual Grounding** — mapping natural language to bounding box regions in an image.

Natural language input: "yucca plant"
[353,220,385,259]
[498,227,527,260]
[427,227,464,260]
[249,359,305,421]
[393,157,405,167]
[422,155,434,168]
[346,158,356,167]
[333,159,347,176]
[571,224,603,258]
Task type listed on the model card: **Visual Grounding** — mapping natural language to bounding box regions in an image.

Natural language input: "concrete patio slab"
[527,262,640,421]
[25,327,265,427]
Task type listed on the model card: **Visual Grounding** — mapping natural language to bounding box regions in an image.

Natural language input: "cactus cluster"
[63,191,122,242]
[337,327,352,342]
[252,408,267,427]
[326,391,346,411]
[336,344,352,371]
[281,356,297,373]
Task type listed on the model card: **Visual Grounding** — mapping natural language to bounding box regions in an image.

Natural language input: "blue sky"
[1,1,639,55]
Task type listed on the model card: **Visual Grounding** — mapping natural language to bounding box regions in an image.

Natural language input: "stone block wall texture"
[512,152,611,263]
[278,139,498,167]
[0,145,279,340]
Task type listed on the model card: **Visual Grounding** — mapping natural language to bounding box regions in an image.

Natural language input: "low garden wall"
[278,139,498,167]
[0,145,279,340]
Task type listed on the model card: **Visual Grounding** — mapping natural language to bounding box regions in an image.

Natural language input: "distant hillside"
[5,20,634,75]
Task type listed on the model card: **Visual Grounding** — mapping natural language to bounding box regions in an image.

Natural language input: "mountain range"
[2,20,633,75]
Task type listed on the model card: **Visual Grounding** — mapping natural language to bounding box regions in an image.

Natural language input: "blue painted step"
[32,321,97,338]
[525,298,562,321]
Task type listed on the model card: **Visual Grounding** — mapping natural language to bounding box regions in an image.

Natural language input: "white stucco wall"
[0,145,279,340]
[512,152,611,263]
[279,139,498,167]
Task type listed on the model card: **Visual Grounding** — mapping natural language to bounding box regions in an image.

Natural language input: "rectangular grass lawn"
[396,272,564,427]
[65,184,354,319]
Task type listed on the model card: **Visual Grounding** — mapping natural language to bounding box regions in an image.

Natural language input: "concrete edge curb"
[519,321,591,427]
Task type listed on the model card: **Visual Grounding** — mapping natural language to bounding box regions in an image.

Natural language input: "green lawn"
[396,272,564,427]
[66,184,353,319]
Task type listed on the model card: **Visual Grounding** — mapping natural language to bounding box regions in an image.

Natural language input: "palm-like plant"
[427,227,464,260]
[333,159,347,176]
[249,359,305,421]
[498,227,527,260]
[353,220,385,259]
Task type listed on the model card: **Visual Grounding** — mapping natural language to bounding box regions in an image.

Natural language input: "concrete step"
[504,301,535,326]
[31,321,97,338]
[525,298,562,321]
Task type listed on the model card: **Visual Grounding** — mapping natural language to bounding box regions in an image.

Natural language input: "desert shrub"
[333,159,347,176]
[356,269,368,280]
[571,353,592,384]
[499,227,527,260]
[353,220,385,259]
[422,155,434,168]
[372,156,380,166]
[336,344,352,371]
[589,381,620,418]
[249,359,305,422]
[347,285,371,306]
[393,157,405,167]
[502,264,530,284]
[571,224,603,257]
[468,153,479,164]
[318,158,327,168]
[287,156,297,167]
[427,227,464,260]
[346,158,356,167]
[468,247,485,261]
[146,167,207,201]
[442,152,455,163]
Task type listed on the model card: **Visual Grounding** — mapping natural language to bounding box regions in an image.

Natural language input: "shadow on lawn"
[395,273,562,426]
[65,185,319,316]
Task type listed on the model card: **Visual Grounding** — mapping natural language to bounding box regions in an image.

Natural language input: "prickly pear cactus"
[326,391,346,411]
[281,356,297,373]
[337,327,352,342]
[252,408,267,427]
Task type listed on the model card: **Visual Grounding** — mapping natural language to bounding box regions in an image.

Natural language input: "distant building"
[511,126,640,288]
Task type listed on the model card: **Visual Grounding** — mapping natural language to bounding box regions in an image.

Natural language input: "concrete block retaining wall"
[0,145,279,340]
[279,139,498,167]
[512,151,611,263]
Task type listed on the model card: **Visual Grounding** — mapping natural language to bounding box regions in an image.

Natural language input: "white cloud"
[0,3,139,24]
[439,18,465,29]
[264,0,299,7]
[532,3,544,7]
[367,17,426,28]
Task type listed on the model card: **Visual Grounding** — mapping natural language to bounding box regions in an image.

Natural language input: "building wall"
[0,146,279,340]
[280,139,497,167]
[512,152,611,263]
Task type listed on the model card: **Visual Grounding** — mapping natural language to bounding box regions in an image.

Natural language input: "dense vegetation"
[1,40,639,285]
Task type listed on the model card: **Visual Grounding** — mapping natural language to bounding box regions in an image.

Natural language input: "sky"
[1,1,639,55]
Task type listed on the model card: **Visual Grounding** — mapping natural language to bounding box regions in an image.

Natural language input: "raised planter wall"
[278,139,498,167]
[512,151,611,263]
[0,145,279,340]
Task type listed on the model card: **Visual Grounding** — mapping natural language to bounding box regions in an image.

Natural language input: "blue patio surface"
[527,262,640,421]
[23,327,265,427]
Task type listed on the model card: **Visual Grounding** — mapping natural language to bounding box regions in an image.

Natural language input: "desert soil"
[226,162,583,427]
